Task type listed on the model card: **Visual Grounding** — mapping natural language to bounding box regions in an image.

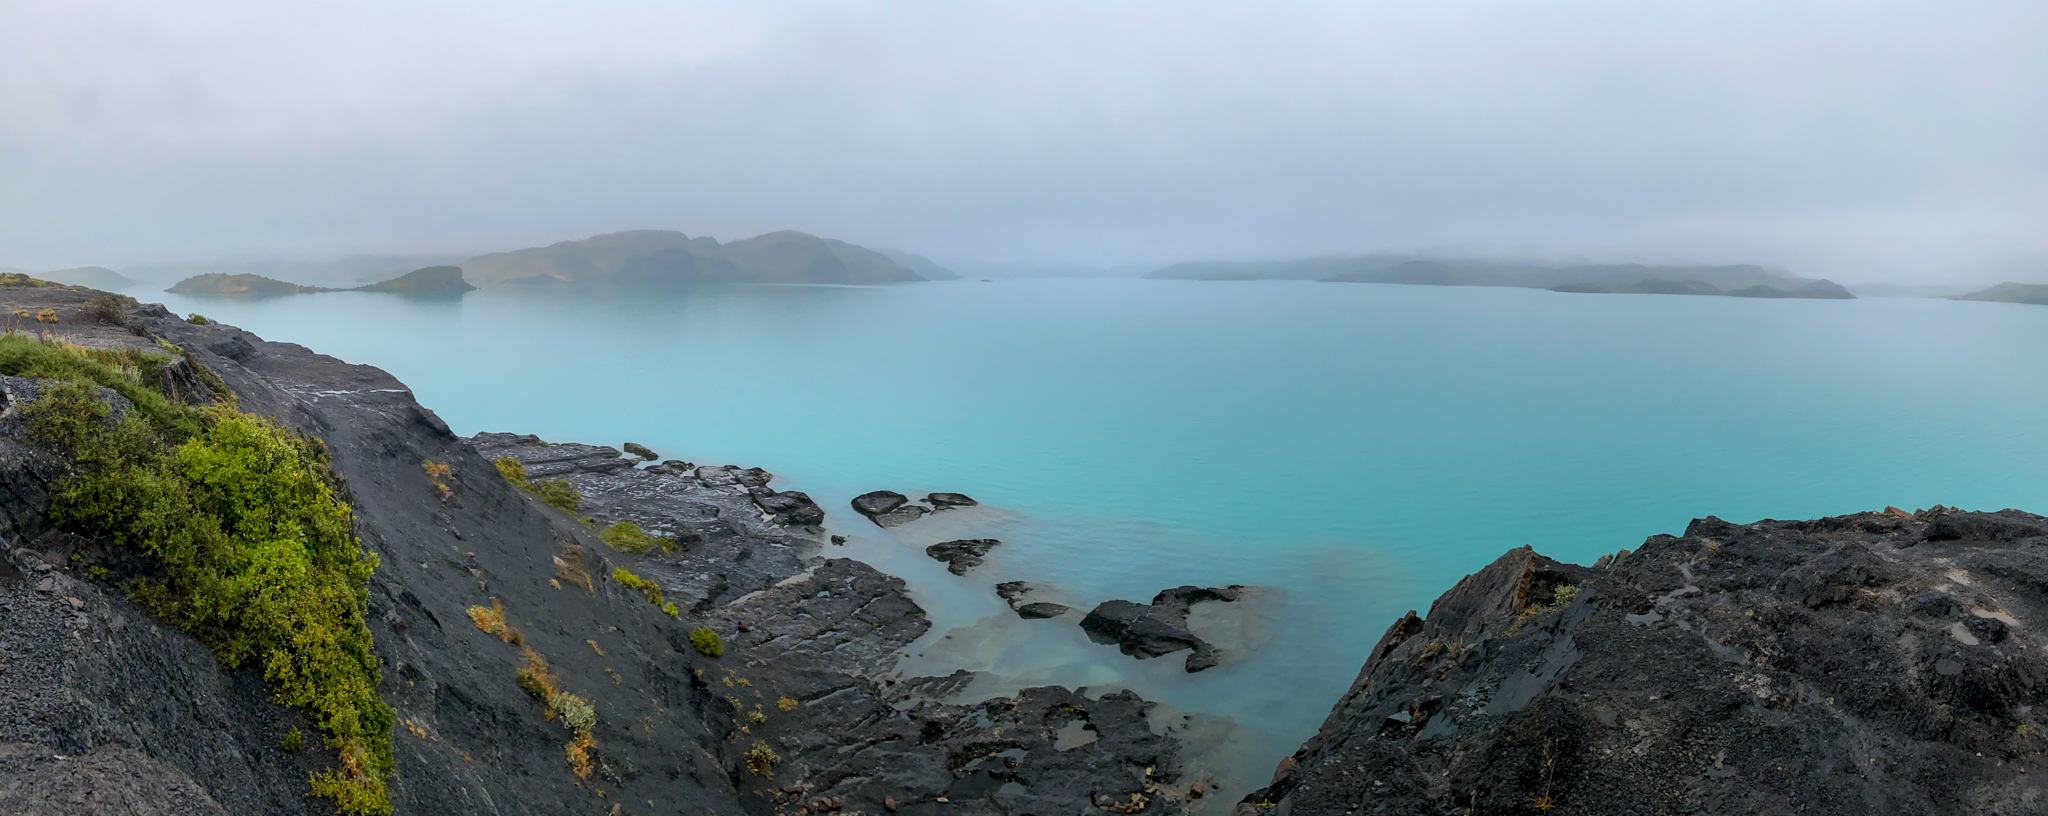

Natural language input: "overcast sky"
[2,1,2042,281]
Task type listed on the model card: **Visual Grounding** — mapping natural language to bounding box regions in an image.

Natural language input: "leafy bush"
[744,741,780,777]
[283,726,304,752]
[612,566,664,606]
[83,294,132,324]
[492,455,581,513]
[11,341,391,815]
[533,478,580,513]
[186,313,210,325]
[662,602,680,618]
[598,520,670,554]
[689,626,723,657]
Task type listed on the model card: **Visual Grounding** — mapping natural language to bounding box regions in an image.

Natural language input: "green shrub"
[186,314,210,325]
[0,335,201,438]
[744,741,779,777]
[662,602,680,618]
[612,566,664,606]
[1553,584,1578,607]
[598,520,670,554]
[83,294,132,325]
[15,348,391,815]
[689,626,723,657]
[492,455,581,514]
[283,726,304,752]
[533,478,580,513]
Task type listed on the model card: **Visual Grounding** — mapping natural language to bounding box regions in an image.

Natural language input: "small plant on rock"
[422,459,453,502]
[186,313,210,325]
[744,741,780,777]
[598,520,671,554]
[689,626,723,657]
[613,566,664,606]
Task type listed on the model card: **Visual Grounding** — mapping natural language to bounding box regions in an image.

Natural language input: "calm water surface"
[142,279,2048,781]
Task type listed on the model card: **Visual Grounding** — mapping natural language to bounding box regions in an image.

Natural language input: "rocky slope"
[0,282,1192,814]
[1243,508,2048,815]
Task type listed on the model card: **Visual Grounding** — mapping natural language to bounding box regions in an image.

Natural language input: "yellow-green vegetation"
[689,626,723,657]
[554,544,594,593]
[186,313,210,325]
[612,566,664,606]
[1553,584,1578,607]
[283,726,304,752]
[422,459,453,502]
[512,646,598,780]
[662,601,680,618]
[598,520,672,554]
[777,697,798,712]
[466,598,522,645]
[7,336,391,814]
[744,741,780,777]
[491,455,581,513]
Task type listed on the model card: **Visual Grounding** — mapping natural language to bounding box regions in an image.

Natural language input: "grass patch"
[466,598,522,645]
[492,456,580,514]
[554,544,595,593]
[8,337,391,814]
[0,335,204,439]
[422,459,452,502]
[689,626,723,657]
[598,520,671,554]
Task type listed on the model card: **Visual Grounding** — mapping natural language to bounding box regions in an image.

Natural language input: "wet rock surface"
[853,490,932,527]
[925,538,1002,575]
[997,581,1073,619]
[0,285,1194,815]
[926,492,978,510]
[1247,509,2048,815]
[1082,586,1243,673]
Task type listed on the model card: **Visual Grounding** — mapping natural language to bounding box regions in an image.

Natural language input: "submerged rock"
[1246,509,2048,815]
[925,538,1001,575]
[1016,602,1071,619]
[927,492,979,510]
[1081,585,1243,673]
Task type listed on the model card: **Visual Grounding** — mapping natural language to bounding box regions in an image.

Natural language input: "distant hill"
[1953,282,2048,306]
[38,266,135,289]
[876,249,961,280]
[131,254,466,289]
[1551,278,1854,299]
[461,230,930,287]
[167,273,327,295]
[355,266,476,294]
[169,267,478,296]
[1148,255,1813,292]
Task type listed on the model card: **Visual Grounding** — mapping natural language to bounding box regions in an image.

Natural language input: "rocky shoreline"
[2,279,2042,814]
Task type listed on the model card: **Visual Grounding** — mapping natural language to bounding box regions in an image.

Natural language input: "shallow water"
[142,278,2048,782]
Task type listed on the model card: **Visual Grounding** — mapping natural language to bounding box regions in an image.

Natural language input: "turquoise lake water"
[140,278,2048,782]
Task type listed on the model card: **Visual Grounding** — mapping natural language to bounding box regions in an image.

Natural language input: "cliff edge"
[1243,509,2048,815]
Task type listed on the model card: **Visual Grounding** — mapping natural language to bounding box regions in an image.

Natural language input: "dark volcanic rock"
[1246,511,2048,816]
[471,432,635,477]
[852,490,908,517]
[622,441,657,460]
[926,492,978,509]
[924,538,1001,575]
[852,490,929,527]
[1017,602,1071,619]
[749,485,825,528]
[1081,585,1243,673]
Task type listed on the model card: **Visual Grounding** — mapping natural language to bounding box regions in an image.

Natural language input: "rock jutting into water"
[0,282,1198,815]
[1241,507,2048,815]
[851,489,931,527]
[924,538,1002,575]
[996,581,1074,619]
[1082,585,1245,673]
[622,441,658,460]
